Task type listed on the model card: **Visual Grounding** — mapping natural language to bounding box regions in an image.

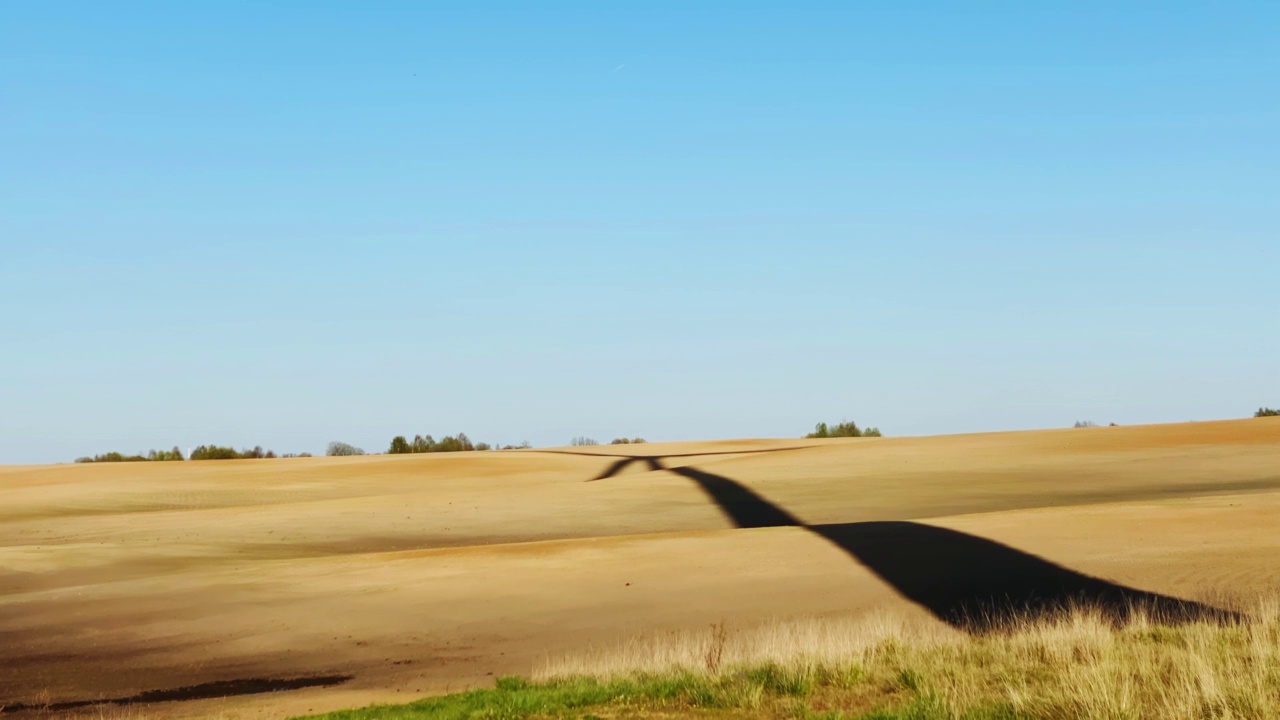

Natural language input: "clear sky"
[2,2,1277,464]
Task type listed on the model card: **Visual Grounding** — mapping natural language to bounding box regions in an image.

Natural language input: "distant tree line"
[805,421,881,438]
[327,441,365,456]
[62,407,1278,464]
[74,445,313,463]
[190,445,278,460]
[75,447,186,463]
[385,434,492,454]
[570,436,647,446]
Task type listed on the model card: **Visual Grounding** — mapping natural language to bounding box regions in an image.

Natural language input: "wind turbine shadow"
[574,452,1240,633]
[589,456,665,482]
[808,521,1235,631]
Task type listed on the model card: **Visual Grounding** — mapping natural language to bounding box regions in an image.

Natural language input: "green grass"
[292,663,1019,720]
[294,601,1280,720]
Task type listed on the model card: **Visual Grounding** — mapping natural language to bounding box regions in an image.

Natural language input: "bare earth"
[2,418,1279,718]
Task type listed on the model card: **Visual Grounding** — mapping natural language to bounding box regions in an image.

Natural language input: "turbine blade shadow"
[590,457,642,482]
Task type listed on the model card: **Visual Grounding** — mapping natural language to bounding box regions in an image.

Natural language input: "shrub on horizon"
[326,441,365,457]
[190,444,277,460]
[75,446,185,463]
[434,433,475,452]
[806,420,874,438]
[75,451,145,463]
[386,433,480,454]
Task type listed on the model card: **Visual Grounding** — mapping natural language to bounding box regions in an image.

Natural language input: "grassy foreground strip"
[298,602,1280,720]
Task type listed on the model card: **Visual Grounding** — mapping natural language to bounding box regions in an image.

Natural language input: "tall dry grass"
[536,598,1280,719]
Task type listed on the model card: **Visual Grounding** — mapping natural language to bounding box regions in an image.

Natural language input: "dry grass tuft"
[538,609,958,680]
[536,597,1280,719]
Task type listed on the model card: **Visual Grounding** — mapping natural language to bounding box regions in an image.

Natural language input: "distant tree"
[146,447,184,461]
[610,437,648,445]
[570,436,599,446]
[806,420,870,439]
[1074,421,1099,428]
[191,445,233,460]
[862,427,882,437]
[76,447,187,463]
[79,444,288,462]
[326,441,365,457]
[1256,407,1280,418]
[474,442,492,451]
[388,432,486,453]
[443,433,476,452]
[81,451,138,462]
[190,444,275,460]
[831,421,861,437]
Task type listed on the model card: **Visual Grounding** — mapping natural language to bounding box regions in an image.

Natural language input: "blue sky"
[2,2,1277,463]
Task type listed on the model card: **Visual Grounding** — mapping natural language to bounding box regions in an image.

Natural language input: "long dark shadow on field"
[0,675,352,714]
[805,521,1236,630]
[579,453,1239,633]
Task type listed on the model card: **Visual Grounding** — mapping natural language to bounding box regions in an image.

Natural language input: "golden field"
[2,418,1279,718]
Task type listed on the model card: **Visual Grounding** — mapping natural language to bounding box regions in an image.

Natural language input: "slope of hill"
[1,419,1278,718]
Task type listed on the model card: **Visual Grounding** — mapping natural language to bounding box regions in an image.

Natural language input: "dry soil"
[2,418,1278,718]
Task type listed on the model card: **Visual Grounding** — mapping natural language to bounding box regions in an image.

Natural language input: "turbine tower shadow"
[558,449,1238,633]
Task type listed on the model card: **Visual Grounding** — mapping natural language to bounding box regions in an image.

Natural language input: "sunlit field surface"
[2,419,1278,718]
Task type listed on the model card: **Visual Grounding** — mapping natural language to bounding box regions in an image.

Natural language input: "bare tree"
[326,441,365,456]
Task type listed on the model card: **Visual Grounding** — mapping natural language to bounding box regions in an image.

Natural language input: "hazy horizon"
[3,3,1277,464]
